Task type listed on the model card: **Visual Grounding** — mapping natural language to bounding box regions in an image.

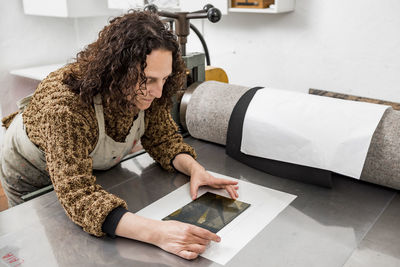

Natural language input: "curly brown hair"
[63,10,185,109]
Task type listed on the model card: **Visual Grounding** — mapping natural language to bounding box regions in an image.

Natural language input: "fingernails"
[217,236,221,242]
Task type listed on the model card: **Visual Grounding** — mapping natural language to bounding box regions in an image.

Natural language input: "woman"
[0,11,238,260]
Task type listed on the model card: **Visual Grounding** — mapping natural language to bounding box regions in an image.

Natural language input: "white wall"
[187,0,400,102]
[0,0,79,116]
[74,15,123,50]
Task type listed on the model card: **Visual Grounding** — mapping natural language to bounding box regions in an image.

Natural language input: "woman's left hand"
[190,166,239,200]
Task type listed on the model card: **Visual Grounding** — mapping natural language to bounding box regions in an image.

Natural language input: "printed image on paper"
[163,192,250,233]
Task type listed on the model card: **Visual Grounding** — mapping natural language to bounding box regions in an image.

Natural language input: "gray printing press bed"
[0,136,399,266]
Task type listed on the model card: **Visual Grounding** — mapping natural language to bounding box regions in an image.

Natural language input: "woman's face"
[133,49,172,110]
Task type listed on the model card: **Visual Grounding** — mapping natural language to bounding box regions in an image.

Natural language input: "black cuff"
[102,206,129,238]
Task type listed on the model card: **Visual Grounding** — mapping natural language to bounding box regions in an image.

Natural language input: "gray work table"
[0,137,399,267]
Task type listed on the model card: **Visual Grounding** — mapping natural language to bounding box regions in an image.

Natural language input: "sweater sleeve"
[141,102,196,172]
[42,106,127,237]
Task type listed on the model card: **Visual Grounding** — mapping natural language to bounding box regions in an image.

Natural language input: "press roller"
[180,81,400,190]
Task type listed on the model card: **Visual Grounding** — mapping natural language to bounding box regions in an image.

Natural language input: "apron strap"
[92,94,106,139]
[17,94,34,112]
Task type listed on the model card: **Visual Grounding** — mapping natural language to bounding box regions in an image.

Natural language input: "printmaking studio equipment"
[144,4,223,126]
[179,81,400,190]
[231,0,275,9]
[180,82,333,187]
[143,4,400,191]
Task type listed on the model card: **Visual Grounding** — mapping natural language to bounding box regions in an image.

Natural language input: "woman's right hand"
[115,212,220,260]
[154,220,221,260]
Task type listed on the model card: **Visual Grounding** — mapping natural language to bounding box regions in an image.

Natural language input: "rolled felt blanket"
[181,81,400,190]
[182,81,250,145]
[361,107,400,190]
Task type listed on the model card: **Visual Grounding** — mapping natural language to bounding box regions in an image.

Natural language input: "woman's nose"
[149,81,163,98]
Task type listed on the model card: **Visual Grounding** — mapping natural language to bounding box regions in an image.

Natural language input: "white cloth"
[8,113,47,171]
[241,88,389,179]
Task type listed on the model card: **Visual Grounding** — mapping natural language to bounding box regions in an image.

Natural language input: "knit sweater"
[21,65,196,236]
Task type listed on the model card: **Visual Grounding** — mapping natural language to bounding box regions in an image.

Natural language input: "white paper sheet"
[136,171,296,265]
[241,88,389,179]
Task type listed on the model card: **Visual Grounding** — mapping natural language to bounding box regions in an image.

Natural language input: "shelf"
[107,0,146,10]
[23,0,120,18]
[228,0,295,14]
[10,63,65,81]
[229,6,285,13]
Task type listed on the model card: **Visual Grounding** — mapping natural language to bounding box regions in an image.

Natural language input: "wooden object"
[231,0,275,9]
[0,183,8,211]
[309,89,400,110]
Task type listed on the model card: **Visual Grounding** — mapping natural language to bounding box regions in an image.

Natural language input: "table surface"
[0,137,399,267]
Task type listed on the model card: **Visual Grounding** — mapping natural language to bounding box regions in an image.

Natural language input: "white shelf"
[107,0,181,11]
[229,7,285,13]
[107,0,145,10]
[23,0,120,18]
[228,0,295,14]
[10,63,65,81]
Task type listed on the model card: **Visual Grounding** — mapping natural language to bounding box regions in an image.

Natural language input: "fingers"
[190,169,239,200]
[190,180,200,200]
[188,234,211,246]
[190,225,221,243]
[177,250,199,260]
[226,185,239,199]
[211,177,238,187]
[177,243,208,260]
[185,243,208,254]
[176,225,218,260]
[160,221,222,260]
[208,177,239,199]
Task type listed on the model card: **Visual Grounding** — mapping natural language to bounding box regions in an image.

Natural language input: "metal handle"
[144,4,222,55]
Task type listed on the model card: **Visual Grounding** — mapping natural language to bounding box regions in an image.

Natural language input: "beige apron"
[90,94,145,170]
[0,94,145,206]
